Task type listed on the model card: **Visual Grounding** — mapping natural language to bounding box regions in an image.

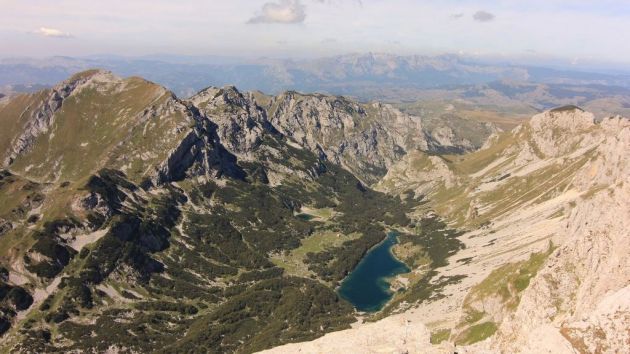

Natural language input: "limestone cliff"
[264,108,630,354]
[480,115,630,353]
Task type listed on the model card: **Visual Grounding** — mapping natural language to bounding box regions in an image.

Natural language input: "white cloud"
[473,11,495,22]
[35,27,73,38]
[248,0,306,24]
[451,13,464,20]
[1,1,628,65]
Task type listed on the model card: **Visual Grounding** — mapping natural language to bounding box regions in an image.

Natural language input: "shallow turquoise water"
[337,231,410,312]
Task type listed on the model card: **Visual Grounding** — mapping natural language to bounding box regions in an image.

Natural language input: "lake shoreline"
[337,230,411,312]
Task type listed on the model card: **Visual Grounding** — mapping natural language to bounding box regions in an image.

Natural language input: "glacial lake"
[338,231,410,312]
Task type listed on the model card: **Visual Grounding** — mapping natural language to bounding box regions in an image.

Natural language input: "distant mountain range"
[2,53,630,101]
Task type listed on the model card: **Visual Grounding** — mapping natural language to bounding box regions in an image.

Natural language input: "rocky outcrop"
[422,114,499,154]
[3,70,115,166]
[484,186,629,353]
[188,87,454,185]
[142,91,249,186]
[527,106,596,158]
[0,219,12,237]
[375,151,458,197]
[263,110,629,354]
[481,115,630,353]
[189,86,271,156]
[150,123,244,186]
[267,93,428,183]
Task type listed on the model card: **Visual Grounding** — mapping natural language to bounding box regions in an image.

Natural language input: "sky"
[1,0,630,67]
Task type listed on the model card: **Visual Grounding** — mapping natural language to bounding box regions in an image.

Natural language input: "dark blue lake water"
[337,231,410,312]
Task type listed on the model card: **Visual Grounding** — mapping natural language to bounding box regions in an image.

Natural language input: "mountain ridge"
[3,54,630,108]
[2,69,496,185]
[0,70,432,352]
[0,71,627,353]
[265,105,629,353]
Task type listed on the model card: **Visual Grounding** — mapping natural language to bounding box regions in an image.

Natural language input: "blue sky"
[1,0,629,67]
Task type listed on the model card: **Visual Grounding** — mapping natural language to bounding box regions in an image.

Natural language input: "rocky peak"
[64,69,116,85]
[1,71,493,186]
[200,85,249,108]
[264,91,433,183]
[189,85,270,156]
[188,86,220,101]
[524,106,596,158]
[3,69,116,166]
[530,105,595,133]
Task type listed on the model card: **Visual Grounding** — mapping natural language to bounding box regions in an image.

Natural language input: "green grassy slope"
[0,73,419,353]
[4,74,191,184]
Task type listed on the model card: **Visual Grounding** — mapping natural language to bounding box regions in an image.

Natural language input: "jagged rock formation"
[1,72,626,354]
[266,93,428,183]
[0,71,427,352]
[181,84,493,186]
[1,70,492,186]
[477,115,630,353]
[265,107,630,353]
[189,86,270,156]
[376,152,459,197]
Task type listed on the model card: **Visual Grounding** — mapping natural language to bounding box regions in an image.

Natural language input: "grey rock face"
[190,87,271,156]
[1,72,491,187]
[187,87,487,184]
[266,93,428,184]
[189,87,412,184]
[4,70,110,166]
[150,101,246,186]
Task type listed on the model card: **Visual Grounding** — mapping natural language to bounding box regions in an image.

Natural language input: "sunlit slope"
[0,71,419,352]
[1,70,192,183]
[378,106,609,228]
[266,106,628,353]
[369,106,629,351]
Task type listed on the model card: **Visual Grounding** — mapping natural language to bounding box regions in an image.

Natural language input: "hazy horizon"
[3,51,630,77]
[2,0,630,72]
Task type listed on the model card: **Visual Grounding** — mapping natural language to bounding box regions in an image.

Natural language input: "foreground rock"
[259,314,436,354]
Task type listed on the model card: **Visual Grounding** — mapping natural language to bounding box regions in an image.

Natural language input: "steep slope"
[0,69,498,185]
[3,71,625,354]
[266,92,427,183]
[0,72,420,353]
[190,86,493,184]
[265,107,629,353]
[0,70,238,185]
[480,115,630,353]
